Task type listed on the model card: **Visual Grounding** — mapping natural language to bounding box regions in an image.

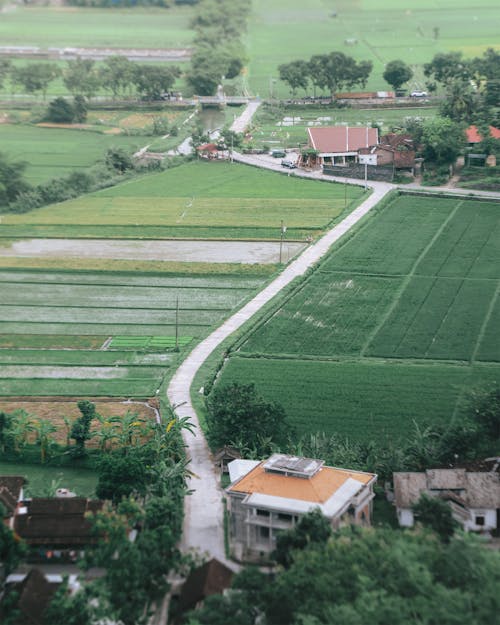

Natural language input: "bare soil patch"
[0,238,306,265]
[0,398,157,447]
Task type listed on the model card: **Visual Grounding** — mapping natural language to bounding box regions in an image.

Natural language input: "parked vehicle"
[410,90,428,98]
[281,159,297,169]
[270,150,286,158]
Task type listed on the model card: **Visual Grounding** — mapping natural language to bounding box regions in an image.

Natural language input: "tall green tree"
[421,116,465,166]
[10,63,60,99]
[470,386,500,441]
[0,59,11,90]
[383,59,413,91]
[70,400,96,456]
[274,508,332,568]
[132,64,180,100]
[412,494,459,543]
[206,382,291,452]
[0,152,31,207]
[278,60,310,96]
[99,55,134,99]
[63,58,101,99]
[424,51,471,91]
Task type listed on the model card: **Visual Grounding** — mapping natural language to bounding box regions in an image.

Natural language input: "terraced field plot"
[0,270,264,397]
[248,0,500,96]
[219,194,500,442]
[1,162,363,242]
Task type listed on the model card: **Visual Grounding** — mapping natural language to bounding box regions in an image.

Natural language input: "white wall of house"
[464,509,497,532]
[397,508,414,527]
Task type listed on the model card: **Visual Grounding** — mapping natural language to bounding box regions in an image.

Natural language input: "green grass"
[0,460,97,497]
[0,6,193,49]
[0,123,152,185]
[217,194,500,443]
[0,267,267,397]
[247,0,500,97]
[217,356,500,442]
[250,104,439,149]
[3,161,364,239]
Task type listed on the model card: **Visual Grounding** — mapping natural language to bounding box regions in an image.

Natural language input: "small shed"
[214,446,241,473]
[176,558,234,615]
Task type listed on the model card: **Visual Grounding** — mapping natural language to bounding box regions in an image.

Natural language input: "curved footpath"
[167,171,392,565]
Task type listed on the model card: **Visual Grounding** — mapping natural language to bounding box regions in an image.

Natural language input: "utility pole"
[279,220,286,264]
[175,297,179,351]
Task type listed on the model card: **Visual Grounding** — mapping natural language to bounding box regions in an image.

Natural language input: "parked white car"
[410,90,428,97]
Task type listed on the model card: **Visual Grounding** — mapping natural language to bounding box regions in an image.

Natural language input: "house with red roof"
[465,125,500,145]
[226,454,376,562]
[300,125,379,168]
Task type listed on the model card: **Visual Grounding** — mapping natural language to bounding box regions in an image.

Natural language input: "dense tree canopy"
[206,382,291,453]
[421,116,466,165]
[0,152,31,207]
[189,527,500,625]
[383,59,413,90]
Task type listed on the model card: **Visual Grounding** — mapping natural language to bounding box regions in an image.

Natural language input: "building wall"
[464,508,497,532]
[397,508,415,527]
[323,163,394,182]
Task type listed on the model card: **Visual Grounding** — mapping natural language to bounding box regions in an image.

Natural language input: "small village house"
[225,453,377,562]
[299,125,379,168]
[0,475,25,529]
[393,462,500,533]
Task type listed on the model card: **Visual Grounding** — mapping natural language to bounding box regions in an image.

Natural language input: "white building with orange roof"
[225,454,377,562]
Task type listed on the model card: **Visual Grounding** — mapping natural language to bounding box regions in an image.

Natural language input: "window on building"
[475,515,485,526]
[259,526,270,539]
[256,509,270,517]
[277,512,293,522]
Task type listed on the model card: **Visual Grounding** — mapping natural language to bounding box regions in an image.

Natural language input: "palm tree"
[116,411,153,449]
[94,413,121,452]
[9,409,34,453]
[31,418,57,463]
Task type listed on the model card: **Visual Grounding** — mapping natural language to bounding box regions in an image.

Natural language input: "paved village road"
[167,177,392,566]
[168,106,500,565]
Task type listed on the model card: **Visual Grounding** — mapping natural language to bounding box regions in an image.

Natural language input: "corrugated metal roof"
[308,126,379,154]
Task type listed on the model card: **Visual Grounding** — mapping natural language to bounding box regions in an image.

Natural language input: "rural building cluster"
[1,0,499,623]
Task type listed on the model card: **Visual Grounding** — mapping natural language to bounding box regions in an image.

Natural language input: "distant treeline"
[66,0,198,7]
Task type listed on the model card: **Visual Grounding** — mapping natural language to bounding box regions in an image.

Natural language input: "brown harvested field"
[0,398,158,448]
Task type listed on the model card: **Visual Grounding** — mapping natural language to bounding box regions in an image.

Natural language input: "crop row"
[0,349,175,366]
[0,305,225,326]
[0,282,251,309]
[241,273,401,357]
[109,336,192,349]
[0,378,161,397]
[0,322,208,337]
[0,271,265,291]
[4,197,338,229]
[368,277,497,361]
[322,195,459,275]
[216,356,500,443]
[415,200,500,280]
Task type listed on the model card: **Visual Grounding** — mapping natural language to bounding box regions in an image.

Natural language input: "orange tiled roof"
[228,463,373,504]
[466,125,500,143]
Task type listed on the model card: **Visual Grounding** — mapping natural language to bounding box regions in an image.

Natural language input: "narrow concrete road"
[168,104,500,564]
[167,179,392,564]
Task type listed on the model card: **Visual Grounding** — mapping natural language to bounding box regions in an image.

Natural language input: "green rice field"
[0,270,266,397]
[1,161,364,240]
[0,6,193,49]
[216,193,500,443]
[0,124,150,185]
[248,0,500,96]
